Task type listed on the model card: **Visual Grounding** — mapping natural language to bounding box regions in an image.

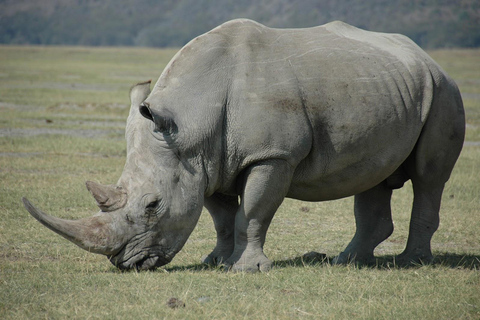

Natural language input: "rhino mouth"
[108,250,171,271]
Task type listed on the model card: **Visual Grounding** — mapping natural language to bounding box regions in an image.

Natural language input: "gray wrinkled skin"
[24,19,465,272]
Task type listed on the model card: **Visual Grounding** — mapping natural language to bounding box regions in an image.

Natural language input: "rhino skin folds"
[24,19,465,272]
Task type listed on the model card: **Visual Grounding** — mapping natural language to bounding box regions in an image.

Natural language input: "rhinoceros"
[23,19,465,272]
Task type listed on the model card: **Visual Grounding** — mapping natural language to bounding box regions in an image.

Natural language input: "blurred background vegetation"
[0,0,478,49]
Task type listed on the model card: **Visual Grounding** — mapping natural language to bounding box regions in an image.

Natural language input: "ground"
[0,46,478,319]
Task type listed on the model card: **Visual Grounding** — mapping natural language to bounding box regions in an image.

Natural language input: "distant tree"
[0,0,478,48]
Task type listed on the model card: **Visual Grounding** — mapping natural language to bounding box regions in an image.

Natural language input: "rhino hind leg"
[397,78,465,266]
[224,159,294,272]
[202,193,238,265]
[333,183,394,265]
[396,183,443,265]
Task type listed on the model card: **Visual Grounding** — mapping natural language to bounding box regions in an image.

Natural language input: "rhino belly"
[288,156,404,201]
[287,118,421,201]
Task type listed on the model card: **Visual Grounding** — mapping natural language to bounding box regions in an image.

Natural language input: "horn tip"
[22,197,32,209]
[22,197,42,220]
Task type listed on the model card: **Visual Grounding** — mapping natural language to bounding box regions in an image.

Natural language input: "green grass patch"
[1,46,479,319]
[428,49,480,141]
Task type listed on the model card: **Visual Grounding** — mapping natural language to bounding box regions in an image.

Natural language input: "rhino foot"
[395,249,434,267]
[332,251,376,266]
[223,250,272,273]
[201,249,233,266]
[201,254,222,266]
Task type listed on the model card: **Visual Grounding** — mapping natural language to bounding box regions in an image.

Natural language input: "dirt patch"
[0,102,42,112]
[0,127,124,139]
[461,93,480,101]
[2,82,120,92]
[49,102,128,111]
[0,152,43,158]
[0,152,122,158]
[0,101,127,139]
[30,118,126,128]
[464,141,480,146]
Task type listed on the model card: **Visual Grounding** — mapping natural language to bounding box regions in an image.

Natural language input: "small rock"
[166,297,185,309]
[300,206,310,212]
[197,296,210,303]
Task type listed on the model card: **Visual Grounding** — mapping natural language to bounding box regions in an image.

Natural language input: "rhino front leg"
[334,182,394,265]
[202,193,238,265]
[225,159,293,272]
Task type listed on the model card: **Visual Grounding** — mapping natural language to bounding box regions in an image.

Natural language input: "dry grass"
[0,46,479,319]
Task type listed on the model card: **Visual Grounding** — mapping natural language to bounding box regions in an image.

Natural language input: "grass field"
[0,45,479,319]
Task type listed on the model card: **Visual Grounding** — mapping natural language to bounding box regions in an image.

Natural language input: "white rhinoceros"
[24,19,465,272]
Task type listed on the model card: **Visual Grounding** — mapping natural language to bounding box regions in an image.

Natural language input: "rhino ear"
[139,103,178,135]
[129,80,151,106]
[86,181,127,212]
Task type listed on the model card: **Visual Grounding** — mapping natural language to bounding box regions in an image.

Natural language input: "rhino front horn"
[22,197,123,256]
[86,181,127,212]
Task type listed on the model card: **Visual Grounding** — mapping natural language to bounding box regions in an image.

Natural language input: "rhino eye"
[143,194,163,216]
[146,200,159,210]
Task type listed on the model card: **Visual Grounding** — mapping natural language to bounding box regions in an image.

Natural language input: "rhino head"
[23,80,206,271]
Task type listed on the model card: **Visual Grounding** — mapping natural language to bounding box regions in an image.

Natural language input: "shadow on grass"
[157,252,480,273]
[374,253,480,270]
[108,251,479,273]
[274,252,480,270]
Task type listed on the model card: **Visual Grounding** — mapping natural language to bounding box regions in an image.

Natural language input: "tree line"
[1,0,478,49]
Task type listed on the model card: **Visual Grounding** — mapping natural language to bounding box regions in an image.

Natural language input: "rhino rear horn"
[86,181,127,212]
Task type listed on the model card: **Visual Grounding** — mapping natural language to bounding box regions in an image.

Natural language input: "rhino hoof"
[224,258,272,273]
[332,252,375,266]
[201,253,229,266]
[395,251,434,267]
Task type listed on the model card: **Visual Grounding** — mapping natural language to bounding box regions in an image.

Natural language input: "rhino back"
[149,19,448,199]
[204,20,439,199]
